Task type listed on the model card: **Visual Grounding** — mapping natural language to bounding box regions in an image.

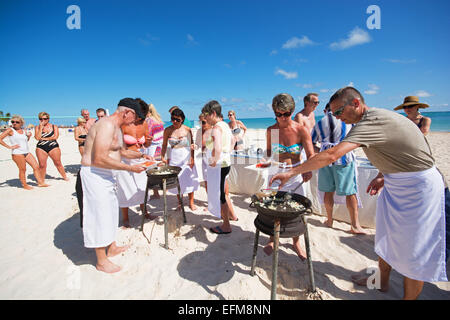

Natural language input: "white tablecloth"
[228,156,379,228]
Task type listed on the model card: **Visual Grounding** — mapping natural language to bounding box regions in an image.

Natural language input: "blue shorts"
[318,161,357,196]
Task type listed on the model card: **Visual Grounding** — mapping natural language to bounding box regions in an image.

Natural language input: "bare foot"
[23,184,33,190]
[107,244,130,258]
[144,213,158,220]
[96,259,121,273]
[325,219,333,228]
[350,226,368,235]
[203,207,208,212]
[351,274,389,292]
[292,243,307,261]
[263,242,274,256]
[189,203,197,211]
[38,183,50,187]
[63,177,70,181]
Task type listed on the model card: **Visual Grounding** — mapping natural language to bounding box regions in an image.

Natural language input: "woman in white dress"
[161,108,199,211]
[0,115,49,189]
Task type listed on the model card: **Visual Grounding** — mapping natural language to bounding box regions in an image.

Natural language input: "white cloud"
[270,49,278,56]
[347,82,354,87]
[416,90,431,97]
[295,83,313,89]
[320,89,329,93]
[282,36,315,49]
[330,27,371,50]
[138,33,159,46]
[275,68,298,79]
[186,33,198,45]
[364,84,379,95]
[385,58,417,64]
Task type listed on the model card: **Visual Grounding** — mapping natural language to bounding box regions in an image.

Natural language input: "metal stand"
[250,215,316,300]
[141,176,186,249]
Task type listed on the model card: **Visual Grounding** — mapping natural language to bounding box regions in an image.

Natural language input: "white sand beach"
[0,129,449,300]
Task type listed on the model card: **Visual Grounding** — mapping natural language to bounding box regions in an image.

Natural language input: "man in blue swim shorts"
[312,103,366,234]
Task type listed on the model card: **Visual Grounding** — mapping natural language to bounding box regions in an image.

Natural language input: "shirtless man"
[81,109,96,131]
[294,93,320,133]
[80,98,148,273]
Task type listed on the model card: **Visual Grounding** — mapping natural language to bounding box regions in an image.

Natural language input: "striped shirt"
[311,111,355,166]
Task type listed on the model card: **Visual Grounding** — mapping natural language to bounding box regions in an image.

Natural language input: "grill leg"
[163,179,169,249]
[141,181,150,232]
[177,180,187,223]
[271,219,281,300]
[302,215,316,293]
[250,229,260,276]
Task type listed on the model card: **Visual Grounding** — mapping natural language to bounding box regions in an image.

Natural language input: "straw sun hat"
[394,96,429,111]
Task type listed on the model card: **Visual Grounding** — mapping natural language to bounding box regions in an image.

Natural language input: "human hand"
[10,144,20,150]
[302,171,312,183]
[143,154,154,161]
[189,158,195,169]
[366,177,384,196]
[130,164,146,173]
[268,172,292,189]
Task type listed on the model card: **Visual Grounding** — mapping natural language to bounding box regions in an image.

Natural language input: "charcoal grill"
[141,165,186,249]
[249,191,316,299]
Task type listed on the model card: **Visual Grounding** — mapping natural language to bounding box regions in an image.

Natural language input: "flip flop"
[209,226,231,234]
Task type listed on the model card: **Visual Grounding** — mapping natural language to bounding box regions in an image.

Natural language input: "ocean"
[15,111,450,132]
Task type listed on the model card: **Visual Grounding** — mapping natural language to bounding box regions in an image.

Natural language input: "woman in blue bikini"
[264,93,315,260]
[34,112,69,181]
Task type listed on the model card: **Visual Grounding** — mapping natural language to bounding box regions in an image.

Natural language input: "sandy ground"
[0,129,448,300]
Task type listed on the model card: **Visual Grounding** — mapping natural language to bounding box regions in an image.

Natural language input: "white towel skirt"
[81,166,119,248]
[116,158,147,207]
[375,166,447,282]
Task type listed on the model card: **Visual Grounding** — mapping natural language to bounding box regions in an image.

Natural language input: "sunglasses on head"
[171,117,182,123]
[39,118,49,120]
[275,111,292,118]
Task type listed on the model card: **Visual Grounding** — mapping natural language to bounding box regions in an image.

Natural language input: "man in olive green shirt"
[270,87,446,300]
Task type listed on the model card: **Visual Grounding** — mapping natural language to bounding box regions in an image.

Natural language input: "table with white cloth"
[228,155,379,228]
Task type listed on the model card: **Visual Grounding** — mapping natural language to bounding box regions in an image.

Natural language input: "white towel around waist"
[205,149,226,218]
[81,166,119,248]
[168,146,199,195]
[116,158,147,207]
[375,166,447,282]
[268,161,305,196]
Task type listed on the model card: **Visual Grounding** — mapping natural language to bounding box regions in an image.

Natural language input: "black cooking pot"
[146,165,181,185]
[250,191,312,220]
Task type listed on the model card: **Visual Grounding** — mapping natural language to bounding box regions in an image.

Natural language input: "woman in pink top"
[116,98,154,228]
[144,103,165,199]
[0,115,49,189]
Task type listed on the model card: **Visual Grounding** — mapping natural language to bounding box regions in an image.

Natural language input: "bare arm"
[143,122,152,148]
[160,127,171,163]
[210,125,222,166]
[0,128,17,149]
[420,117,431,136]
[270,141,360,187]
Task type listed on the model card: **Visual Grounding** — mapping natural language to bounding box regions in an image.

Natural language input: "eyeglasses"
[332,104,347,117]
[275,111,292,118]
[11,121,20,124]
[171,117,182,123]
[312,101,320,105]
[39,118,49,121]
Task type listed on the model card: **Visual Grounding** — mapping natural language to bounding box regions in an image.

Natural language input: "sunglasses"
[275,111,292,118]
[332,104,347,117]
[403,105,417,110]
[39,118,49,120]
[201,121,206,125]
[171,117,182,123]
[312,101,320,105]
[228,114,234,117]
[11,121,21,124]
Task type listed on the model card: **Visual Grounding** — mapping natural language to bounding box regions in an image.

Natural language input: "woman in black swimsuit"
[74,117,88,156]
[34,112,69,181]
[395,96,431,135]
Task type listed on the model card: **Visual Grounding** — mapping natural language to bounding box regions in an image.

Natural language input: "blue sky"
[1,0,449,121]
